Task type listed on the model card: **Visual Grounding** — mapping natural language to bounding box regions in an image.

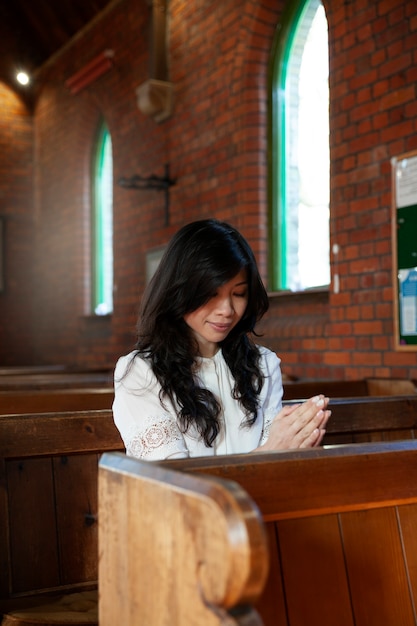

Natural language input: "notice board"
[392,150,417,349]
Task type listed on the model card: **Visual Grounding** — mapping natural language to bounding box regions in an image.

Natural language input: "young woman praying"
[113,219,331,460]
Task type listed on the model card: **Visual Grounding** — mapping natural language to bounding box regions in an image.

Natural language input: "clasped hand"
[260,394,331,451]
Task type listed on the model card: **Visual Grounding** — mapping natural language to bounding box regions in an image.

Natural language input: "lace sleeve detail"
[124,413,189,461]
[113,353,190,461]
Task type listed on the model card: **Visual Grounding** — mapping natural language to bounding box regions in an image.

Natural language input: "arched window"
[92,123,113,315]
[269,0,329,291]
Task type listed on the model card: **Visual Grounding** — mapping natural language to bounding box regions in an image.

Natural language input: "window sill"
[267,286,329,303]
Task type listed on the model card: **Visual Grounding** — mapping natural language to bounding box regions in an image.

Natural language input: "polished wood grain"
[0,371,112,390]
[166,440,417,626]
[99,452,269,626]
[2,392,417,624]
[0,388,114,414]
[324,394,417,444]
[283,377,416,400]
[0,410,123,610]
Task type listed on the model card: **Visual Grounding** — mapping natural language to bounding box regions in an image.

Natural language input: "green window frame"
[92,123,113,315]
[269,0,329,292]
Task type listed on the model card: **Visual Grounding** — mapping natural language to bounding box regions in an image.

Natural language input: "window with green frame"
[92,123,113,315]
[269,0,329,292]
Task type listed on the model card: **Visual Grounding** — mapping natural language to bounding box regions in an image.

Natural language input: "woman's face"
[184,269,248,358]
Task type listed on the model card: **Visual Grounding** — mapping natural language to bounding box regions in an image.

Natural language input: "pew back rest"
[0,371,113,390]
[283,378,369,399]
[99,452,269,626]
[0,409,123,609]
[166,440,417,626]
[323,394,417,445]
[282,394,417,445]
[0,388,114,414]
[283,377,417,400]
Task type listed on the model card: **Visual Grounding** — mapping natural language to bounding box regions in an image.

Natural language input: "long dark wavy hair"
[133,219,270,447]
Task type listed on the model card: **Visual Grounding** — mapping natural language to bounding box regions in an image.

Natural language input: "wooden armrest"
[98,452,269,626]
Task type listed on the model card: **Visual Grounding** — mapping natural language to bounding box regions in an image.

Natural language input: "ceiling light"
[16,71,30,86]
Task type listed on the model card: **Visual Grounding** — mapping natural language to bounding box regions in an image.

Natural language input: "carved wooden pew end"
[98,452,270,626]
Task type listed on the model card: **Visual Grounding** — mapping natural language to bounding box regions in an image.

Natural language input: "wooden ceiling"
[0,0,114,90]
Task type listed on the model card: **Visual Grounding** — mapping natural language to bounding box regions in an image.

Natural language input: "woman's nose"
[217,296,234,315]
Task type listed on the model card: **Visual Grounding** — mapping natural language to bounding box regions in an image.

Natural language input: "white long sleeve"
[112,346,283,461]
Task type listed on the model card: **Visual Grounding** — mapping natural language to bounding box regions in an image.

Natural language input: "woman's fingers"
[300,407,331,448]
[263,394,331,451]
[288,395,330,433]
[299,427,321,448]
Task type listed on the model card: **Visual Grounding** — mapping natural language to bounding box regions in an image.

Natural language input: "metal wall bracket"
[118,163,176,225]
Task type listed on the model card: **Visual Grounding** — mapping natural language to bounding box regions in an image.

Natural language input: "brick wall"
[0,85,34,363]
[1,0,417,380]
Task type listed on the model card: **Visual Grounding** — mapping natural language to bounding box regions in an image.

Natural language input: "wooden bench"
[283,377,416,400]
[1,394,417,623]
[0,388,114,414]
[0,371,113,390]
[323,394,417,445]
[1,386,414,424]
[0,409,124,625]
[281,394,417,445]
[0,366,68,376]
[99,452,269,626]
[164,439,417,626]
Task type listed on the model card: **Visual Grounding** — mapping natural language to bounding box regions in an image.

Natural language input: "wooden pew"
[0,388,114,414]
[283,377,416,400]
[1,393,417,623]
[0,409,124,625]
[1,392,416,601]
[99,452,269,626]
[1,385,414,423]
[323,394,417,445]
[281,394,417,445]
[284,378,368,399]
[0,370,113,390]
[0,365,68,376]
[165,440,417,626]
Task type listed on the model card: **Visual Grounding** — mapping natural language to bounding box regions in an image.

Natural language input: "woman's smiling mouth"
[208,322,232,333]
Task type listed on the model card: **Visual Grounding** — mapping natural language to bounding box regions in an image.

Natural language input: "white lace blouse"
[112,346,283,461]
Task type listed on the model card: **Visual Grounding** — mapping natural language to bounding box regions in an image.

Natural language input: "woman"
[113,219,330,460]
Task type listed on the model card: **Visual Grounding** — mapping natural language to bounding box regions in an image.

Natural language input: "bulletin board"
[392,150,417,350]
